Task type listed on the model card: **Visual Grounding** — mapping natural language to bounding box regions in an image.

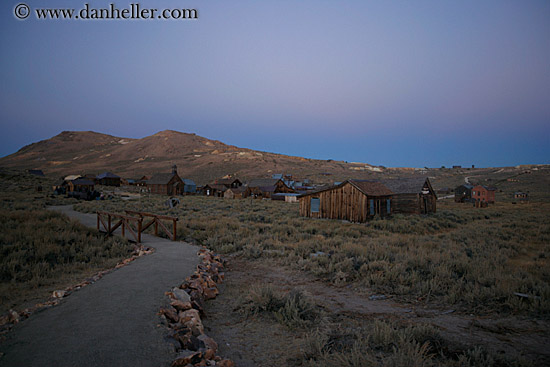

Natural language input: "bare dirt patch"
[203,256,550,366]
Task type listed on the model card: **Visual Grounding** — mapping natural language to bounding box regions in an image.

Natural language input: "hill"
[2,130,549,192]
[0,130,405,184]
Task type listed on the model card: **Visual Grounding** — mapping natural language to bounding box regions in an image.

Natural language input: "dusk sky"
[1,0,549,167]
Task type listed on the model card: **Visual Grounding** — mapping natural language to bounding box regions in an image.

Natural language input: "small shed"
[455,184,474,203]
[224,186,246,199]
[201,184,227,197]
[96,172,121,186]
[513,191,528,203]
[272,193,300,203]
[381,177,437,214]
[181,179,197,194]
[298,180,393,222]
[244,178,295,199]
[147,166,184,196]
[472,185,496,204]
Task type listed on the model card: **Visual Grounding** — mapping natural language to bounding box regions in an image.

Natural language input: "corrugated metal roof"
[182,179,196,186]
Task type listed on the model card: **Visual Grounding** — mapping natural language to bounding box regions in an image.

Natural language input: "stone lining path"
[0,205,199,367]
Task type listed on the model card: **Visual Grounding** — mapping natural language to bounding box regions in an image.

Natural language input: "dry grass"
[0,170,134,313]
[74,193,550,316]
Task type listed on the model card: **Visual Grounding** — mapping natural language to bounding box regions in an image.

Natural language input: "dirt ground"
[202,256,550,366]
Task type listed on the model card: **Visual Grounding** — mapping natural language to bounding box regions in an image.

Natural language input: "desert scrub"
[301,319,530,367]
[243,285,322,329]
[0,208,133,313]
[74,195,550,315]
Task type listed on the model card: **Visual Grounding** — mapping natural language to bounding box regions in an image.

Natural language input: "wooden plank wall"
[299,183,391,222]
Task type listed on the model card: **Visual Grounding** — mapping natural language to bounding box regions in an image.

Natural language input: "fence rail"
[96,210,178,243]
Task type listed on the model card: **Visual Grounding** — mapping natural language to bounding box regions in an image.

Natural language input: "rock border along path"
[0,205,200,367]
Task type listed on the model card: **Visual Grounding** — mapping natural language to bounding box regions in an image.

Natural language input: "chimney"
[172,165,177,174]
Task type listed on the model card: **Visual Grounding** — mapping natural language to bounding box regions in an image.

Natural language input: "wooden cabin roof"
[97,172,120,179]
[248,178,282,188]
[348,180,393,196]
[216,178,241,186]
[71,178,95,186]
[380,177,433,195]
[148,173,179,185]
[299,180,392,198]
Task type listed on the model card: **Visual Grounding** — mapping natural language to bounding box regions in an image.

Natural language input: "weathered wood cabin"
[147,165,184,196]
[66,178,95,193]
[455,184,474,203]
[96,172,121,186]
[244,178,295,199]
[224,186,246,199]
[381,177,437,214]
[201,184,227,197]
[298,180,393,222]
[216,178,243,189]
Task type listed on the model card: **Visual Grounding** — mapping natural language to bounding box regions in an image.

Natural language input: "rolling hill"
[0,130,398,184]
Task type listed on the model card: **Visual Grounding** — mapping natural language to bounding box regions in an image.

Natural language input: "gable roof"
[248,178,282,188]
[380,177,432,195]
[298,180,392,198]
[216,178,241,186]
[148,173,179,185]
[205,184,227,191]
[97,172,120,179]
[71,178,95,186]
[348,180,394,196]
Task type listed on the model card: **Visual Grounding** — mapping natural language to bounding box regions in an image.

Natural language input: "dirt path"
[203,257,550,366]
[0,205,200,367]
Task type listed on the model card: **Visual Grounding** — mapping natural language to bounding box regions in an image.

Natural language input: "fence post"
[138,219,142,243]
[97,212,99,231]
[154,220,158,236]
[173,219,177,241]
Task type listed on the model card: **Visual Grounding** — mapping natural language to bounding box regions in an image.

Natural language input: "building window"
[370,199,374,215]
[386,199,391,214]
[311,198,320,213]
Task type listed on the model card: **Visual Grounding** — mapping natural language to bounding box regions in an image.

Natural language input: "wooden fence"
[96,210,179,243]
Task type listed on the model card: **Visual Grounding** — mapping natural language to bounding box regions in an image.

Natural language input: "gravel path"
[0,205,199,367]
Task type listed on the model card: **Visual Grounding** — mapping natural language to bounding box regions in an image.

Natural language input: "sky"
[1,0,549,168]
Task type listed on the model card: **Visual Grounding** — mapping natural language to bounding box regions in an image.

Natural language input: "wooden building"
[224,186,246,199]
[454,184,474,203]
[96,172,121,186]
[215,178,243,189]
[298,180,393,222]
[147,165,184,196]
[244,178,295,199]
[182,179,197,194]
[66,178,95,193]
[380,177,437,214]
[472,185,496,204]
[513,191,528,203]
[201,184,227,197]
